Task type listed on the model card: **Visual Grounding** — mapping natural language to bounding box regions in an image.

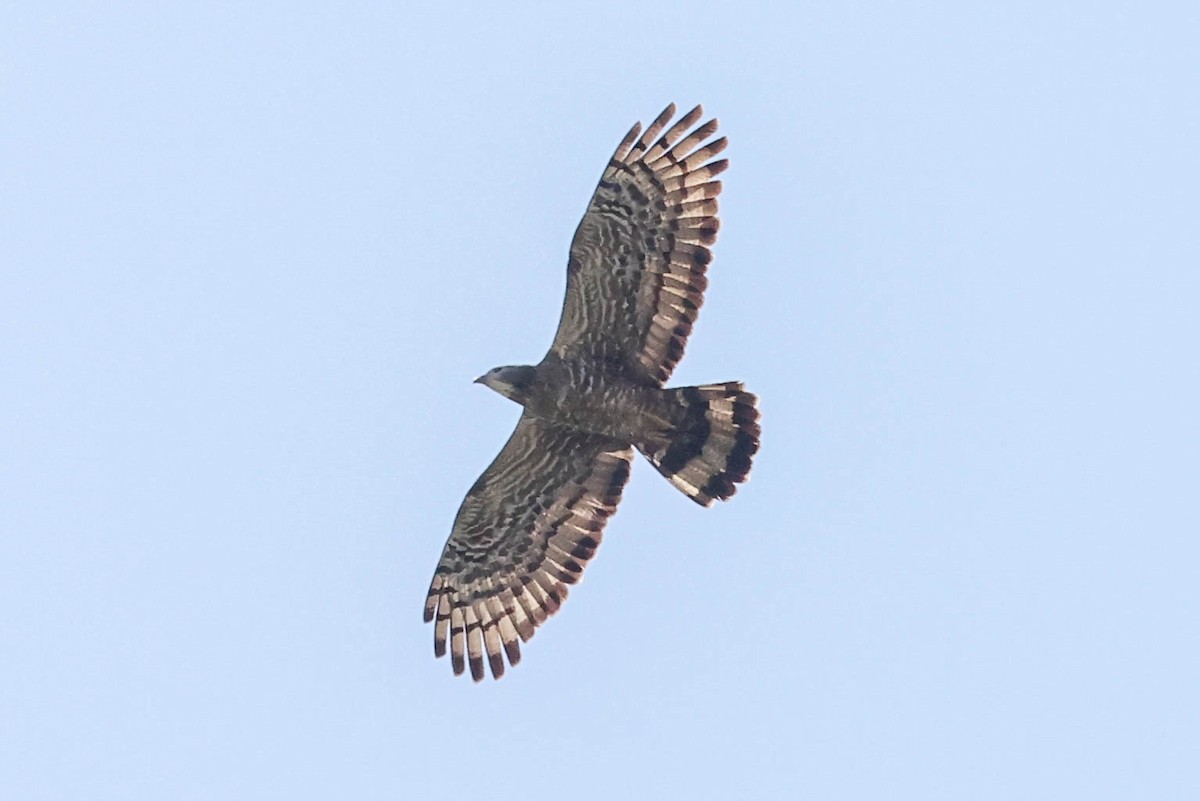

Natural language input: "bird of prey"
[423,103,760,681]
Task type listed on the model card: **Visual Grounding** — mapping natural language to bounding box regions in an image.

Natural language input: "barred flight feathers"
[552,104,727,385]
[424,413,632,681]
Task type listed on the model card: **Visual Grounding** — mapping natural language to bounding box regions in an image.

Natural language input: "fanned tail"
[638,382,760,506]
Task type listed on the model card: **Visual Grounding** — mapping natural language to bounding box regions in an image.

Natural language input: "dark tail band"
[639,382,760,506]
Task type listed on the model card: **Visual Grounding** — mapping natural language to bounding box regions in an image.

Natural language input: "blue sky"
[2,2,1197,798]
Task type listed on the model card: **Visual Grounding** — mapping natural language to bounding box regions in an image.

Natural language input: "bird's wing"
[549,104,727,385]
[423,412,633,681]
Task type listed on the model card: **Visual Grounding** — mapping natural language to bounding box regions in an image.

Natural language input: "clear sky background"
[2,2,1197,798]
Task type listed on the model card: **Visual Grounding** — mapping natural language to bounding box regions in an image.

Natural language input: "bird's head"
[475,365,537,404]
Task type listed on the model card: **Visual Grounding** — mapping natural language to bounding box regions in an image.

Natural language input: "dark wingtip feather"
[504,638,521,666]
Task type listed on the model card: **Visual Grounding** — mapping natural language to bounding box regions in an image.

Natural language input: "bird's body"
[484,356,677,443]
[424,104,761,681]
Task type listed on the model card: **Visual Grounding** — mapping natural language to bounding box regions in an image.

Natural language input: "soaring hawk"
[424,104,760,681]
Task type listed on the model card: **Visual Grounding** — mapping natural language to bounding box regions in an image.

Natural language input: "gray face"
[475,365,536,403]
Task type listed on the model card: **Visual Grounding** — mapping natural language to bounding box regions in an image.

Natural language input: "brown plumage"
[424,104,761,681]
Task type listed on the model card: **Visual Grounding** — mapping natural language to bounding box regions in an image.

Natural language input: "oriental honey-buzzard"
[424,104,761,681]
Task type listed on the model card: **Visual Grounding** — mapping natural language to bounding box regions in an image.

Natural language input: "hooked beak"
[473,374,487,385]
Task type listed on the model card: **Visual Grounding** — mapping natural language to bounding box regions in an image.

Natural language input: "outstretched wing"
[423,413,633,681]
[549,104,727,385]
